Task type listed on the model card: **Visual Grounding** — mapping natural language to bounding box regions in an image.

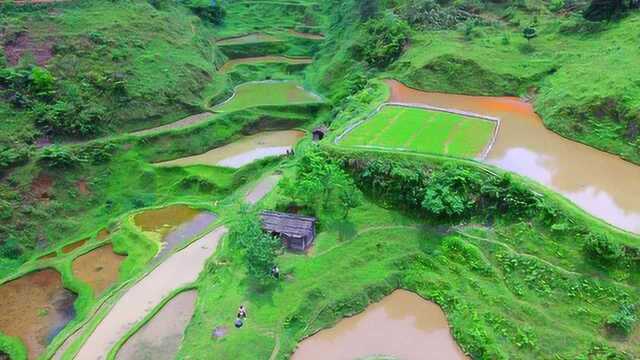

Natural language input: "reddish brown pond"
[292,290,468,360]
[133,205,217,258]
[38,252,57,260]
[386,80,640,234]
[116,290,197,360]
[0,269,77,359]
[61,238,88,254]
[72,244,126,298]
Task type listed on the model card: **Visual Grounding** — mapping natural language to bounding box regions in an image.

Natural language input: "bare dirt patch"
[30,174,54,202]
[76,179,90,195]
[3,32,54,66]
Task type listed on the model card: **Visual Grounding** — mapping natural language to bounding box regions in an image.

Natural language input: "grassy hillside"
[0,0,223,167]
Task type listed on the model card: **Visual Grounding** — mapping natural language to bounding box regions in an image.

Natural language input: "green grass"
[340,106,495,158]
[213,81,323,113]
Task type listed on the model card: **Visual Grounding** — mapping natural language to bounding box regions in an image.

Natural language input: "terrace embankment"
[386,79,640,234]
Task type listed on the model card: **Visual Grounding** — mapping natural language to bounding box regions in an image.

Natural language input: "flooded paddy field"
[216,33,282,46]
[72,244,126,297]
[0,269,77,359]
[156,130,305,169]
[131,113,214,137]
[219,56,312,73]
[340,105,496,159]
[116,290,197,360]
[73,227,227,359]
[133,204,217,258]
[386,79,640,234]
[292,289,467,360]
[213,81,322,113]
[61,238,88,254]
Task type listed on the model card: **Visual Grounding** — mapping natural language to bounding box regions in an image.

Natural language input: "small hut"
[312,126,328,142]
[260,211,316,251]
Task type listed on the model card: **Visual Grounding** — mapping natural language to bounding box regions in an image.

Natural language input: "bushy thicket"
[0,65,107,137]
[400,0,475,30]
[351,14,410,68]
[606,303,638,336]
[228,209,281,285]
[280,148,363,219]
[345,158,546,222]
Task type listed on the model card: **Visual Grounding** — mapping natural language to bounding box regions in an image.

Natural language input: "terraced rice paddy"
[219,56,312,73]
[156,130,305,169]
[340,105,496,158]
[133,205,217,258]
[213,81,322,113]
[72,244,126,297]
[0,269,77,359]
[216,33,282,46]
[116,291,197,360]
[131,113,214,136]
[73,227,227,360]
[61,238,88,254]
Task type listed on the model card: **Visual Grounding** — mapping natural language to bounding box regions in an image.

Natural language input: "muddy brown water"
[292,289,467,360]
[219,56,312,73]
[61,238,88,254]
[115,290,197,360]
[156,130,305,169]
[0,269,77,359]
[73,227,227,360]
[131,113,214,136]
[133,204,217,258]
[72,244,126,298]
[386,80,640,234]
[216,33,282,46]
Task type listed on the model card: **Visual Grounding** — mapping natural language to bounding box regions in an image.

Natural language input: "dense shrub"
[187,1,226,25]
[351,15,410,68]
[40,145,80,168]
[583,232,625,263]
[583,0,639,21]
[400,0,473,30]
[346,158,544,221]
[606,303,638,336]
[0,145,30,171]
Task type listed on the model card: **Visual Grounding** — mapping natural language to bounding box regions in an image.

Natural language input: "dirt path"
[72,227,227,360]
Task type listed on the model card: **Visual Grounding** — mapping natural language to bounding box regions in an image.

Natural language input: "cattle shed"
[260,211,316,251]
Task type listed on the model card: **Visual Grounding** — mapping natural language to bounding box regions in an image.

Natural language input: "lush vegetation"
[340,105,496,158]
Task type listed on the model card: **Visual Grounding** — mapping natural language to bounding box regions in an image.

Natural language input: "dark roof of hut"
[312,126,328,134]
[260,211,316,238]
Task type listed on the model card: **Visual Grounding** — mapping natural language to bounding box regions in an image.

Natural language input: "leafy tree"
[583,0,639,21]
[29,67,55,97]
[284,149,362,217]
[188,1,226,24]
[352,15,410,68]
[229,210,281,283]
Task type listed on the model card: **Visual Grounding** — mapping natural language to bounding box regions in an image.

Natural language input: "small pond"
[0,269,77,359]
[61,238,88,254]
[72,244,126,297]
[292,289,468,360]
[133,204,217,258]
